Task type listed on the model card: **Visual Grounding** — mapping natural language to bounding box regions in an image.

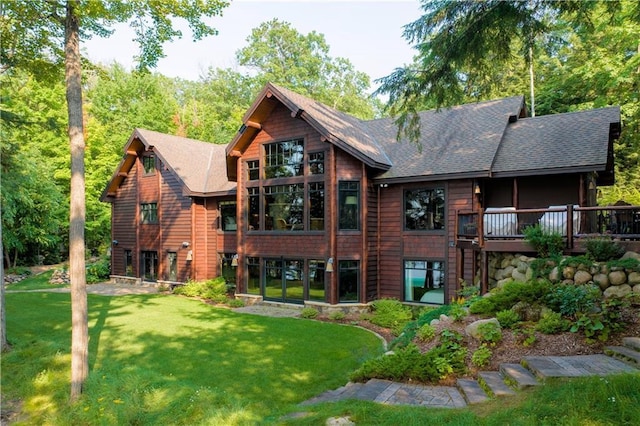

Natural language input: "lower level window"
[167,252,177,281]
[308,260,326,301]
[404,260,444,304]
[141,251,158,281]
[247,257,260,295]
[124,250,133,276]
[220,253,236,285]
[338,260,359,302]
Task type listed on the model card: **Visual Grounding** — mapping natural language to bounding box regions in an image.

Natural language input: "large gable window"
[264,139,304,179]
[405,188,445,231]
[142,155,155,175]
[265,184,304,231]
[339,181,359,230]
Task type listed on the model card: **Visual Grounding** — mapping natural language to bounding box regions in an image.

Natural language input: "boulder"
[574,270,592,285]
[621,251,640,261]
[628,271,640,286]
[549,266,560,282]
[634,284,640,294]
[562,266,576,280]
[593,273,610,290]
[608,270,627,286]
[603,284,632,298]
[465,318,501,340]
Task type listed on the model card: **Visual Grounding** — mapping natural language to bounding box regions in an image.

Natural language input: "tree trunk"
[65,0,88,402]
[1,204,7,352]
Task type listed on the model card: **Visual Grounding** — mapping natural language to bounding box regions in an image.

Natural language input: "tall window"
[167,252,177,281]
[141,251,158,281]
[308,152,324,175]
[338,260,359,302]
[141,203,158,224]
[248,187,260,230]
[404,260,444,304]
[339,181,359,230]
[124,250,133,276]
[220,201,237,231]
[405,188,445,230]
[220,253,236,285]
[309,182,324,230]
[143,155,155,174]
[247,257,260,295]
[247,160,259,180]
[264,139,304,178]
[264,184,304,231]
[308,260,326,301]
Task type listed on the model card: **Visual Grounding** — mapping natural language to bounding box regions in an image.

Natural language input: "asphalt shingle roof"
[134,128,236,195]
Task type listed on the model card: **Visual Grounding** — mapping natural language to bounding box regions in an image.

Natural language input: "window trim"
[140,202,158,224]
[263,138,304,179]
[403,259,445,305]
[338,181,360,231]
[403,187,445,232]
[142,155,156,175]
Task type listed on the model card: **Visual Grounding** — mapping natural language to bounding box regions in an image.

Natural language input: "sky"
[82,0,423,91]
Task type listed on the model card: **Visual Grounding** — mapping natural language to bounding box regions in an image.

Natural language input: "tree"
[377,0,639,142]
[236,19,381,120]
[1,0,230,401]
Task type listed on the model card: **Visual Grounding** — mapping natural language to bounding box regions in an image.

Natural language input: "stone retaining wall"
[488,251,640,298]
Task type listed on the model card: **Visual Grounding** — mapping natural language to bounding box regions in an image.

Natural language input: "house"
[101,129,237,286]
[104,83,634,307]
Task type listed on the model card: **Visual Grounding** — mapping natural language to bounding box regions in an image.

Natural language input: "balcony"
[456,205,640,254]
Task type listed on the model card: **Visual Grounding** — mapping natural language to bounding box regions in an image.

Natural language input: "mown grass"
[1,292,383,424]
[4,270,66,291]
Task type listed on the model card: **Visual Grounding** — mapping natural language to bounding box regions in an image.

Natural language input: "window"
[220,201,237,231]
[264,184,304,231]
[308,152,324,175]
[339,181,359,230]
[220,253,236,285]
[309,182,324,230]
[141,251,158,281]
[338,260,359,302]
[308,260,326,301]
[247,257,260,295]
[141,203,158,224]
[248,187,260,230]
[167,252,177,281]
[404,260,445,304]
[124,250,133,276]
[405,188,445,230]
[247,160,259,180]
[264,139,304,178]
[143,155,155,174]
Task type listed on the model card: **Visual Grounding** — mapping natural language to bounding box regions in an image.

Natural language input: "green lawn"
[1,292,383,424]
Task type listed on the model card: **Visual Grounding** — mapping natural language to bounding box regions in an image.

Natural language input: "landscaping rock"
[574,270,592,285]
[512,301,544,322]
[326,416,355,426]
[549,266,560,282]
[593,273,610,290]
[603,284,632,298]
[608,270,627,286]
[512,270,527,282]
[634,284,640,294]
[562,266,576,280]
[622,251,640,261]
[465,318,500,340]
[628,272,640,286]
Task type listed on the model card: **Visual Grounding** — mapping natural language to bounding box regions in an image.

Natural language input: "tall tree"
[236,19,381,119]
[1,0,230,401]
[377,0,639,142]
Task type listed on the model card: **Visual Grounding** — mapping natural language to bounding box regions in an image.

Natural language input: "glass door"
[263,259,304,303]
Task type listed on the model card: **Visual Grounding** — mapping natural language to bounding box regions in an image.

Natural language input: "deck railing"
[457,205,640,248]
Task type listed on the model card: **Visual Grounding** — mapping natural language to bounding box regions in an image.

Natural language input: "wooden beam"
[126,149,138,156]
[118,172,128,177]
[245,120,261,130]
[229,150,242,157]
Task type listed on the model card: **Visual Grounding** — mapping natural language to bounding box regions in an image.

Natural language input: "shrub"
[86,257,111,284]
[471,345,492,368]
[457,280,480,298]
[584,236,625,262]
[173,277,227,302]
[448,303,467,322]
[369,298,413,330]
[476,322,502,345]
[469,280,551,315]
[328,311,346,321]
[416,324,436,342]
[469,297,495,315]
[496,309,520,329]
[545,284,600,317]
[226,298,245,308]
[536,311,570,334]
[300,307,319,319]
[523,224,564,257]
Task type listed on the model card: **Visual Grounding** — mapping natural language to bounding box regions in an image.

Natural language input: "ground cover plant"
[1,292,383,424]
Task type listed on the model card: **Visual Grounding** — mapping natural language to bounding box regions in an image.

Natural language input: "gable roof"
[101,128,235,201]
[226,82,392,180]
[491,106,620,179]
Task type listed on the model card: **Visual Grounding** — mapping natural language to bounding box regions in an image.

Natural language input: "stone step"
[500,363,541,389]
[478,371,516,397]
[457,378,489,404]
[622,337,640,352]
[605,346,640,367]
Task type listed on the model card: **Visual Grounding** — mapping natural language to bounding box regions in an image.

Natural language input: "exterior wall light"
[326,257,334,272]
[182,241,190,248]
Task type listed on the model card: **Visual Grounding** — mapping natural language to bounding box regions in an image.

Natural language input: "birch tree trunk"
[64,0,88,402]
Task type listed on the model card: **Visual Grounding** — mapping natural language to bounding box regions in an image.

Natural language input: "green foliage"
[514,326,537,347]
[545,284,600,317]
[523,224,565,258]
[469,297,495,315]
[448,303,467,322]
[85,257,111,284]
[173,277,228,303]
[369,298,413,332]
[300,307,319,319]
[584,237,625,262]
[226,298,244,308]
[476,322,502,345]
[536,311,570,334]
[457,280,480,298]
[569,296,630,342]
[529,256,561,280]
[606,257,640,272]
[471,344,493,368]
[390,305,452,349]
[328,311,346,321]
[469,280,551,316]
[496,309,521,329]
[415,324,436,342]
